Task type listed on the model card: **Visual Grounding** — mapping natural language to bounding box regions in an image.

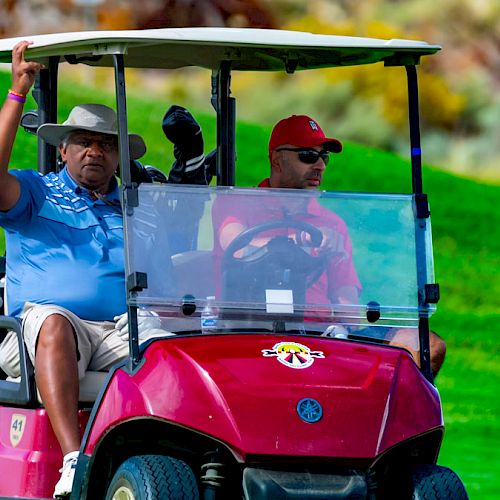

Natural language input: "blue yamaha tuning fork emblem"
[297,398,323,423]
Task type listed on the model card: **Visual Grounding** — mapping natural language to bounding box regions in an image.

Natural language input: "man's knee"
[388,329,420,364]
[429,331,446,376]
[430,331,446,355]
[36,314,77,352]
[388,328,446,377]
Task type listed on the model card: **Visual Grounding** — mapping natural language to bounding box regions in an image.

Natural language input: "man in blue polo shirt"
[0,41,147,497]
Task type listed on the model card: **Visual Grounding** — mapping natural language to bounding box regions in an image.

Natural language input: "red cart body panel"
[0,407,89,498]
[84,335,442,460]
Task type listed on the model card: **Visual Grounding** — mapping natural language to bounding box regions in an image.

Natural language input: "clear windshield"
[124,185,435,340]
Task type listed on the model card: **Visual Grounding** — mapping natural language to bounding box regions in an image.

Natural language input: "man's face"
[59,131,119,192]
[271,144,329,189]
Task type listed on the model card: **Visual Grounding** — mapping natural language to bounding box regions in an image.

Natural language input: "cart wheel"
[105,455,200,500]
[410,464,468,500]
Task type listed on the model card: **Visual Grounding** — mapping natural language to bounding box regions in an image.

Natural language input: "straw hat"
[37,104,146,160]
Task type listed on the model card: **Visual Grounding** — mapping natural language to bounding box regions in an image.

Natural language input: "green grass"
[1,71,498,498]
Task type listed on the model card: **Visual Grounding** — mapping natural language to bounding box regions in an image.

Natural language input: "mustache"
[309,171,322,178]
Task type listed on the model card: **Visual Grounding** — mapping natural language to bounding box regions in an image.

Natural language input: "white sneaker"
[53,455,78,498]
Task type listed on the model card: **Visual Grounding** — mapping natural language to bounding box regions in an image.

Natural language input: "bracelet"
[8,89,26,98]
[7,90,26,104]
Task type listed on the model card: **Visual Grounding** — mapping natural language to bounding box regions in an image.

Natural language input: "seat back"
[0,316,36,405]
[0,316,108,405]
[172,250,215,299]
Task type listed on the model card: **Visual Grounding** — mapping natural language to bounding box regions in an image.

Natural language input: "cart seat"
[6,369,108,403]
[172,250,215,299]
[0,315,110,406]
[77,370,108,401]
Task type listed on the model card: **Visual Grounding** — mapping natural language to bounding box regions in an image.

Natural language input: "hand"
[11,41,45,96]
[322,324,349,338]
[113,310,163,340]
[299,227,346,257]
[318,227,346,256]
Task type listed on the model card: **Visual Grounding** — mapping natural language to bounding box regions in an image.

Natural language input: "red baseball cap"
[268,115,342,157]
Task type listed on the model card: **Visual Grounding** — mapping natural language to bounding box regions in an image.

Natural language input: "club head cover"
[162,105,204,159]
[163,105,212,184]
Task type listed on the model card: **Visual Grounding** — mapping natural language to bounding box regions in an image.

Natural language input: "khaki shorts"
[0,328,21,378]
[1,303,129,380]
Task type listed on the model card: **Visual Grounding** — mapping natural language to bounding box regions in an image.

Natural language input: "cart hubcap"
[112,486,135,500]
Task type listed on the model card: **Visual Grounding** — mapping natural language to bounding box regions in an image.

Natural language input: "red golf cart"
[0,28,467,499]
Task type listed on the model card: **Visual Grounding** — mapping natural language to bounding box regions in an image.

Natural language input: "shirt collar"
[257,176,322,217]
[59,165,120,201]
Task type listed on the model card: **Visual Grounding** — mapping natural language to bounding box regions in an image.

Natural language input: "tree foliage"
[1,0,498,178]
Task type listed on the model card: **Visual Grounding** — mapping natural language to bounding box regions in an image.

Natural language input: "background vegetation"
[84,0,497,183]
[0,64,498,498]
[2,0,497,181]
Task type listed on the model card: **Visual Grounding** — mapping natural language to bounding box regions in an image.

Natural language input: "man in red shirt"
[213,115,360,306]
[213,114,446,375]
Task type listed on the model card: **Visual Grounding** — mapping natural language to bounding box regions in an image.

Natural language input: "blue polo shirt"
[0,167,126,320]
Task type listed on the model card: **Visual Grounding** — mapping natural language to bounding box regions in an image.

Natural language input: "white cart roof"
[0,27,440,71]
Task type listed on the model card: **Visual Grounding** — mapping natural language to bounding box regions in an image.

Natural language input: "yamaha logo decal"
[262,341,325,369]
[297,398,323,423]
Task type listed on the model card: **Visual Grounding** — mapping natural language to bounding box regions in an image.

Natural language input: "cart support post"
[113,55,133,191]
[419,317,433,381]
[214,61,236,186]
[406,65,433,382]
[406,65,423,195]
[33,56,58,174]
[113,54,141,369]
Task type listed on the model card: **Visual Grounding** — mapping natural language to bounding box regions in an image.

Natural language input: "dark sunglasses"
[275,147,330,165]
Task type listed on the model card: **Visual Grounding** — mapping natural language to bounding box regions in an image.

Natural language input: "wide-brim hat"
[269,114,342,157]
[37,104,146,160]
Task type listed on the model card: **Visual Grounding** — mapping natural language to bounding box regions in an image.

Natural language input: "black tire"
[410,464,468,500]
[105,454,200,500]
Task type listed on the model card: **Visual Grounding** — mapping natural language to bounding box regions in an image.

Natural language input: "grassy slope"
[1,72,498,498]
[324,146,500,499]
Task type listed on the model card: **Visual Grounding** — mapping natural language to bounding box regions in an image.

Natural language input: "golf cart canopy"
[0,27,440,70]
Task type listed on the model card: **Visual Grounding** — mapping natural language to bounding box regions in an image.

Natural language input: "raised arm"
[0,41,44,211]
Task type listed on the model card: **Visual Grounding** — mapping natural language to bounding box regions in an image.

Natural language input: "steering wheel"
[221,219,328,305]
[225,219,323,257]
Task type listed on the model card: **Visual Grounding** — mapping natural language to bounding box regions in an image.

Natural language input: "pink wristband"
[7,92,26,104]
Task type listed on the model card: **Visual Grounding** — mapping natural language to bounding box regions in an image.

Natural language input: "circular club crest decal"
[262,341,325,369]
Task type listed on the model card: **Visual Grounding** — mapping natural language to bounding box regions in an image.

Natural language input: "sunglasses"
[275,147,330,165]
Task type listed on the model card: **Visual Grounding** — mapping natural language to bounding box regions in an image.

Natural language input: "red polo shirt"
[211,180,360,306]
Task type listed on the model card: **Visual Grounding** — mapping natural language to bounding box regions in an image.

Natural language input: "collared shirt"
[0,166,126,320]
